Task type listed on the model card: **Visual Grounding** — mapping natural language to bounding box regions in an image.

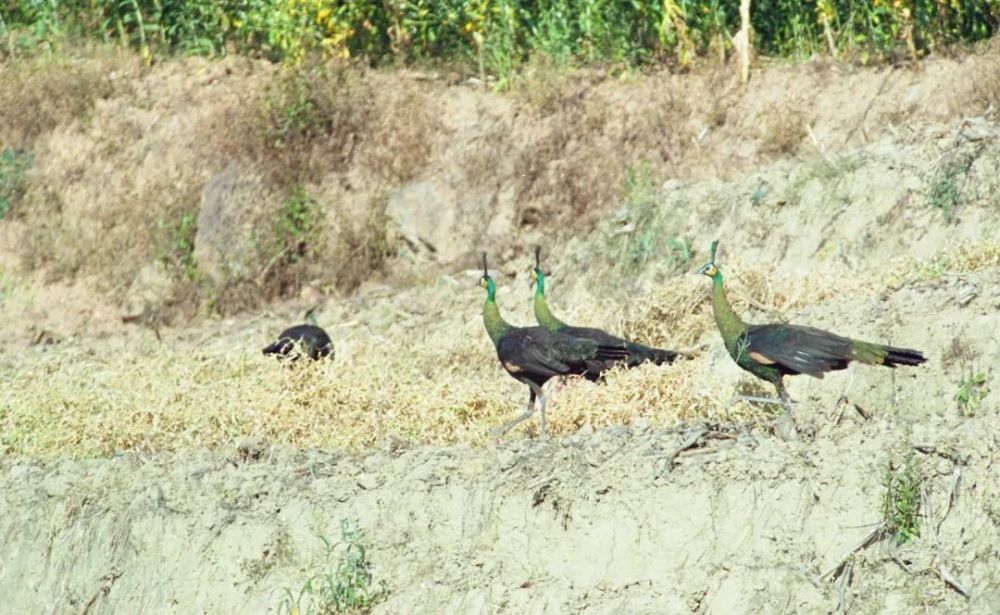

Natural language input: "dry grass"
[5,238,996,458]
[759,107,807,157]
[970,42,1000,112]
[224,59,373,186]
[0,48,129,149]
[359,86,442,184]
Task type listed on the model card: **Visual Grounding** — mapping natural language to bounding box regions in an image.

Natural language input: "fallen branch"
[654,425,709,478]
[818,522,886,583]
[834,559,853,614]
[935,560,970,599]
[912,444,965,465]
[936,465,962,537]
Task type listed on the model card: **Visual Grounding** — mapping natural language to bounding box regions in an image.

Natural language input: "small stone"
[955,283,978,307]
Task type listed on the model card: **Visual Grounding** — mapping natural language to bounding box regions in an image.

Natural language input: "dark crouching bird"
[698,240,926,409]
[480,253,628,439]
[531,246,680,377]
[262,307,334,362]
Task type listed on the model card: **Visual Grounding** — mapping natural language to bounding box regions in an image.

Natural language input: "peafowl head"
[478,252,496,297]
[529,246,546,291]
[697,240,721,279]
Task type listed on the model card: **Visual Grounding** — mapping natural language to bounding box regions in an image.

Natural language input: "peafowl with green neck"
[531,247,678,377]
[480,253,628,439]
[697,240,926,408]
[262,306,334,361]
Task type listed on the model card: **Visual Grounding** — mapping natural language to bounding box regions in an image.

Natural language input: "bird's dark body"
[494,326,630,386]
[700,240,926,406]
[479,255,630,438]
[262,324,334,361]
[555,325,678,374]
[531,248,678,377]
[727,323,927,385]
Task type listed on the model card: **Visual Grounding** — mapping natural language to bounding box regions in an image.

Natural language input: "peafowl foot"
[773,410,801,443]
[727,395,795,408]
[490,409,536,441]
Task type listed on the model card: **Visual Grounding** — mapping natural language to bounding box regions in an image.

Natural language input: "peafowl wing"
[744,324,852,378]
[497,328,626,379]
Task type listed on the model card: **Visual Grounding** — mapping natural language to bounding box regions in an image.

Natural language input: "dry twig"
[654,425,709,478]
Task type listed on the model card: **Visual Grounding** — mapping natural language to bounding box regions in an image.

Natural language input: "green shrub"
[606,162,691,277]
[3,1,996,67]
[0,149,33,220]
[956,371,989,415]
[881,455,923,545]
[157,211,199,280]
[279,518,387,615]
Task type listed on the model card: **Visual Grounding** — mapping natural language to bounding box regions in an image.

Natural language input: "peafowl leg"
[491,387,538,439]
[729,395,788,407]
[774,379,794,411]
[772,378,801,442]
[728,378,796,409]
[531,381,548,440]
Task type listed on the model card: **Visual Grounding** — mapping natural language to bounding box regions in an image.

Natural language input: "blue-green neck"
[711,271,746,345]
[483,285,514,346]
[534,271,569,330]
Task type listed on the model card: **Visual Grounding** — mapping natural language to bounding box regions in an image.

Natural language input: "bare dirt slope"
[1,47,999,614]
[2,400,999,614]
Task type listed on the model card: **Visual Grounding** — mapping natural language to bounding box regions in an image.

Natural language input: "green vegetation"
[0,149,33,220]
[881,455,923,545]
[956,370,989,415]
[251,60,371,184]
[928,147,981,222]
[2,1,997,72]
[606,163,690,277]
[270,185,322,266]
[158,212,199,280]
[279,518,387,615]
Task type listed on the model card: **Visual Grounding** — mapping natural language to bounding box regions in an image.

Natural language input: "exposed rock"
[386,179,456,261]
[121,261,174,322]
[193,164,267,283]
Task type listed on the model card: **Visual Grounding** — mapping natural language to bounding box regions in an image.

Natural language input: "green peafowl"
[263,306,334,361]
[531,247,679,378]
[697,240,926,409]
[480,253,629,438]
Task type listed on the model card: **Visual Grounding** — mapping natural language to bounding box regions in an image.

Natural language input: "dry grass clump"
[759,107,807,157]
[0,318,769,457]
[512,97,621,225]
[970,43,1000,111]
[880,240,1000,290]
[0,331,510,457]
[224,59,373,186]
[0,49,128,149]
[3,231,997,458]
[359,87,442,184]
[543,361,777,437]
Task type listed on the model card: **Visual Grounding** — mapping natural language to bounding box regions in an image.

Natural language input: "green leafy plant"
[928,148,980,222]
[881,455,923,545]
[158,211,199,279]
[606,162,689,276]
[0,149,34,220]
[271,185,321,265]
[956,371,988,415]
[279,518,387,615]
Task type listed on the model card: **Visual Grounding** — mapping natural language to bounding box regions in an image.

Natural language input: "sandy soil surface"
[1,46,999,614]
